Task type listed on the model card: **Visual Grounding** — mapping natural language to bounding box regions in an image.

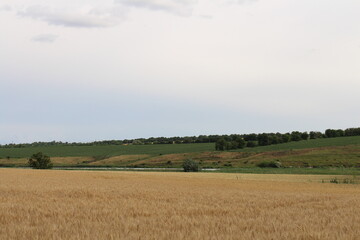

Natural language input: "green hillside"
[237,136,360,152]
[1,136,360,172]
[0,143,214,158]
[2,136,360,159]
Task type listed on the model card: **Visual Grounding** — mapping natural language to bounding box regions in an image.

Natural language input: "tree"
[281,133,291,143]
[258,133,270,146]
[325,129,343,138]
[301,132,309,140]
[246,141,258,148]
[309,131,323,139]
[290,131,302,141]
[269,135,281,144]
[182,159,199,172]
[28,152,53,169]
[215,138,227,151]
[236,137,246,149]
[228,141,238,150]
[345,128,360,136]
[243,133,258,141]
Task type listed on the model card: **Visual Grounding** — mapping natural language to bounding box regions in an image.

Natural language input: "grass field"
[1,136,360,170]
[0,143,214,158]
[237,136,360,152]
[2,136,360,158]
[1,168,360,239]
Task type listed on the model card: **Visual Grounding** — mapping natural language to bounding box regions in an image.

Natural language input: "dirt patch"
[88,155,151,165]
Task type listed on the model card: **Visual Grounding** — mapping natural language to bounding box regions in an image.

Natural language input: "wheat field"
[1,169,360,240]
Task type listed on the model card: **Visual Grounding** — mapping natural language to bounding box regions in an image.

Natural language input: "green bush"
[182,159,199,172]
[28,152,53,169]
[257,161,282,168]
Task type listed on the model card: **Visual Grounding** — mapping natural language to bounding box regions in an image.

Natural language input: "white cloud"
[2,0,360,143]
[0,5,12,12]
[226,0,258,4]
[198,14,213,19]
[32,34,58,43]
[117,0,197,16]
[18,5,126,28]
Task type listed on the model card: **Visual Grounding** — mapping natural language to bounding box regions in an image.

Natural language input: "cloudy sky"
[1,0,359,144]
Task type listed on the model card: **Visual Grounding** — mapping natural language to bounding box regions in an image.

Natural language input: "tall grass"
[1,169,360,240]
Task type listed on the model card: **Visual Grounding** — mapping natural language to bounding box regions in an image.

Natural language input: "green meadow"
[0,143,214,158]
[236,136,360,152]
[1,136,360,174]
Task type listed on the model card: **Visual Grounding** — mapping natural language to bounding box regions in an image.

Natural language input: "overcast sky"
[1,0,359,144]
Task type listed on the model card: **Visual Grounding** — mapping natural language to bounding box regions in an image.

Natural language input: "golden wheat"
[1,169,360,240]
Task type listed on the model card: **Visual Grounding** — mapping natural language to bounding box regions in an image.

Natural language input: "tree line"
[1,127,359,149]
[215,127,360,151]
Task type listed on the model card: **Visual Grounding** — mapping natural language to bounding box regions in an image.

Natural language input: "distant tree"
[243,133,258,142]
[281,133,291,143]
[215,138,227,151]
[28,152,53,169]
[182,159,199,172]
[309,131,322,139]
[236,137,246,149]
[183,137,194,144]
[246,141,258,148]
[269,134,281,145]
[336,129,345,137]
[132,139,144,145]
[325,129,344,138]
[345,128,360,136]
[228,141,238,150]
[290,131,302,141]
[258,133,270,146]
[301,132,309,140]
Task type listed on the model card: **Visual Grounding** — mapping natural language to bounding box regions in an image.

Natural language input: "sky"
[1,0,360,144]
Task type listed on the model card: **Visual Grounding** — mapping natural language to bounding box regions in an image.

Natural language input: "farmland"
[1,168,360,240]
[0,142,215,158]
[1,136,360,173]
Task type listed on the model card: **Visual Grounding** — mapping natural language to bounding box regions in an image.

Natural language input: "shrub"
[182,159,199,172]
[28,152,53,169]
[257,161,282,168]
[329,178,356,184]
[330,178,339,184]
